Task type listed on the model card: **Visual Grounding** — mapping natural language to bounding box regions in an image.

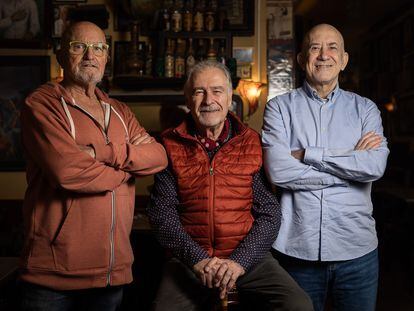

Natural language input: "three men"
[19,22,167,310]
[148,60,313,311]
[262,24,389,310]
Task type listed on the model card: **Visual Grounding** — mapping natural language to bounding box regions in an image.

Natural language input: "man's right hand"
[354,131,382,150]
[193,257,222,288]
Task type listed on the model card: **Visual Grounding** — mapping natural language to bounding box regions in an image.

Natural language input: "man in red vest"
[148,60,313,311]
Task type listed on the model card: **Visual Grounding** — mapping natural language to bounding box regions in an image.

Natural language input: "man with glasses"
[18,21,168,310]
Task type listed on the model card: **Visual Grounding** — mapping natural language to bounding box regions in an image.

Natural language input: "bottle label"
[171,12,182,32]
[165,55,175,77]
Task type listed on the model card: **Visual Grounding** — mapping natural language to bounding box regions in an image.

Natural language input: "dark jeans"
[153,253,313,311]
[273,249,379,311]
[18,281,123,311]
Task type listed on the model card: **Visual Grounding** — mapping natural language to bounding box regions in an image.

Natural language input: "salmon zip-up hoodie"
[19,82,167,290]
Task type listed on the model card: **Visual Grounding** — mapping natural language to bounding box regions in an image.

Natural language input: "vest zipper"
[208,164,215,251]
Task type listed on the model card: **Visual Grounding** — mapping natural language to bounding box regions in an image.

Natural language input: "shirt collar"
[303,80,341,103]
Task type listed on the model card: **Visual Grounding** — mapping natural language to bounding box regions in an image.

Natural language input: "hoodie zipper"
[69,100,116,285]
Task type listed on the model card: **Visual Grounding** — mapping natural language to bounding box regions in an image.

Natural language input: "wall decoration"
[233,47,253,79]
[266,0,295,100]
[0,56,50,171]
[0,0,52,48]
[52,4,76,38]
[221,0,255,36]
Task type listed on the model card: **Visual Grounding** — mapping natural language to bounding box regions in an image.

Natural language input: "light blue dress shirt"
[262,82,389,261]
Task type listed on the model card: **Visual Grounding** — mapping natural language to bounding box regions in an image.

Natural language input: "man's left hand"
[79,145,95,158]
[291,149,305,161]
[213,259,245,299]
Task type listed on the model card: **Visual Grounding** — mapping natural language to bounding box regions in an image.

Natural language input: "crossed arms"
[22,95,167,193]
[262,98,389,190]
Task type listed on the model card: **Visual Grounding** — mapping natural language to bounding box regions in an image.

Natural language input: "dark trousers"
[18,281,123,311]
[153,253,314,311]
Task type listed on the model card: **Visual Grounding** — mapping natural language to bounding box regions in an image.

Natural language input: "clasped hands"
[79,133,154,158]
[193,257,245,300]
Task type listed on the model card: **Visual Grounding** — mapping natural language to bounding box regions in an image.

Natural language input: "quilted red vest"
[161,113,262,258]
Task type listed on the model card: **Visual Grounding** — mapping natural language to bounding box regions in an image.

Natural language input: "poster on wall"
[266,0,294,100]
[0,56,50,171]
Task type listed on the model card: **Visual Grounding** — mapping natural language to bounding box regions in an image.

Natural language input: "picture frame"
[0,0,52,49]
[52,4,77,38]
[222,0,255,36]
[0,56,50,171]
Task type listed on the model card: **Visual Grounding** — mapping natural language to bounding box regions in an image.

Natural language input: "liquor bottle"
[175,39,185,78]
[171,0,183,32]
[137,42,145,76]
[165,39,175,78]
[193,0,204,32]
[182,0,193,32]
[217,39,226,65]
[145,43,153,76]
[186,38,196,76]
[206,38,217,61]
[204,0,215,32]
[161,0,173,31]
[196,38,206,62]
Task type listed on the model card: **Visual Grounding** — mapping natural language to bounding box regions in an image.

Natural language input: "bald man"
[262,24,389,311]
[18,22,167,311]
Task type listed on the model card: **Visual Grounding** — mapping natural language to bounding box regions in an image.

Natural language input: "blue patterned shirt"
[262,82,389,261]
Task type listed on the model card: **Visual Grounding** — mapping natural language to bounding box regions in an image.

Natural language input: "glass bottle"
[186,38,196,76]
[171,0,183,32]
[193,0,204,32]
[217,39,226,65]
[196,38,206,62]
[145,43,153,76]
[165,39,175,78]
[206,38,217,61]
[204,0,215,32]
[182,0,193,32]
[175,39,185,78]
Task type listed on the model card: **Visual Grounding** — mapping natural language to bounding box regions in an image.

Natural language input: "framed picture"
[0,0,52,49]
[52,4,77,38]
[222,0,254,36]
[0,56,50,171]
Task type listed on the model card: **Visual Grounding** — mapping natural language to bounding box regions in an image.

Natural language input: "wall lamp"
[237,79,265,117]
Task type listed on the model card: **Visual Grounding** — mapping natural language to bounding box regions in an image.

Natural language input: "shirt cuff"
[92,142,114,165]
[304,146,324,168]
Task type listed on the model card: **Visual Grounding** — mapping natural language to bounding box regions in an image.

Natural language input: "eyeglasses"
[68,41,109,57]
